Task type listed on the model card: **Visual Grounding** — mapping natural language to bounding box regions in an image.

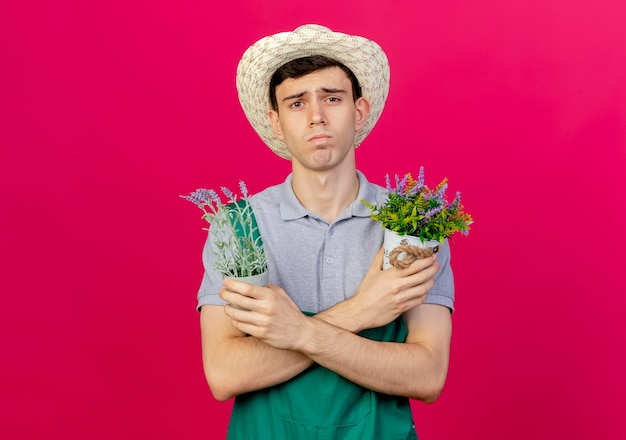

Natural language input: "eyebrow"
[281,88,348,102]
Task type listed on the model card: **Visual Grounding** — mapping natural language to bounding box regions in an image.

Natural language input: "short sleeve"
[196,232,228,311]
[423,239,455,313]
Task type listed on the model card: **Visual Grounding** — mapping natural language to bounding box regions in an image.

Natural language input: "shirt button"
[326,257,333,264]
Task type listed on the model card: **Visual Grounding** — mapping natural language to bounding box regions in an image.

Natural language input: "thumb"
[369,247,384,272]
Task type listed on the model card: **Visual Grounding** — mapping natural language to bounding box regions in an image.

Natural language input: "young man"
[197,25,454,439]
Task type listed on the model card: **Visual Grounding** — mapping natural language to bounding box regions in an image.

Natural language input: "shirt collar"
[278,174,307,220]
[279,170,384,221]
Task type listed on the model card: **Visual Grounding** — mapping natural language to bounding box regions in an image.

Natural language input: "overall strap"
[226,199,262,245]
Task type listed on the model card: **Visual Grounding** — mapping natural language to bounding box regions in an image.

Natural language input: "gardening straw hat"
[236,24,390,159]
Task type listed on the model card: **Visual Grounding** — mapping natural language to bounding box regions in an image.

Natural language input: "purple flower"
[239,180,249,198]
[363,166,472,242]
[409,167,425,194]
[438,183,448,199]
[206,189,221,205]
[180,194,202,208]
[221,186,235,202]
[181,188,220,208]
[398,174,409,194]
[422,189,438,203]
[424,205,444,220]
[451,191,461,208]
[385,174,392,192]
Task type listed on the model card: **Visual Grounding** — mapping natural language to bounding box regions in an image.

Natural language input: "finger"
[396,277,436,306]
[224,303,247,320]
[375,247,384,268]
[222,278,264,299]
[224,303,263,325]
[403,253,438,273]
[368,247,385,272]
[220,288,255,311]
[266,283,296,304]
[403,262,439,288]
[224,306,260,336]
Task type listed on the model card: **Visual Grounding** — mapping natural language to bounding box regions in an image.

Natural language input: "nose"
[308,101,326,126]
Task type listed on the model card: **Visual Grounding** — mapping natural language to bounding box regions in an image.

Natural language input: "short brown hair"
[269,55,362,111]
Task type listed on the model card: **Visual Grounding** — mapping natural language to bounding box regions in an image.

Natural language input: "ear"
[354,97,371,131]
[269,110,284,140]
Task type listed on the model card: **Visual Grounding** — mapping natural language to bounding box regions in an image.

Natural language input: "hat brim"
[236,24,390,159]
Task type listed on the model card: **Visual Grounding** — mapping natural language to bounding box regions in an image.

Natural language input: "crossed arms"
[199,248,452,402]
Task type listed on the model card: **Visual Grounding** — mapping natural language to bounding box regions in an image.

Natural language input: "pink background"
[2,0,625,439]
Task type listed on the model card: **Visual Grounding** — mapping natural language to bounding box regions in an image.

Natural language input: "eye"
[326,96,341,103]
[289,101,303,108]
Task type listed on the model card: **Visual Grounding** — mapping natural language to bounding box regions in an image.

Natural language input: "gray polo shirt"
[197,170,454,313]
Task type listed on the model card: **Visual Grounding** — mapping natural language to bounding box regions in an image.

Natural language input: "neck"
[291,163,360,223]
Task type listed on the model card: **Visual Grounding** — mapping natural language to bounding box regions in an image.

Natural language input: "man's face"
[269,66,370,172]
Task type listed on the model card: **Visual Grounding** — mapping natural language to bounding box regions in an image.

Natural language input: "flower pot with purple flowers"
[363,166,473,270]
[181,181,268,307]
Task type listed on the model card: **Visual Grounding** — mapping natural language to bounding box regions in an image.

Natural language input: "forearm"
[209,262,448,401]
[203,297,374,400]
[299,315,448,401]
[314,296,365,333]
[316,252,442,333]
[203,293,387,401]
[205,333,313,401]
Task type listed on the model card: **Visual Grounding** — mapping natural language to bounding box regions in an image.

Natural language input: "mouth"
[307,133,332,143]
